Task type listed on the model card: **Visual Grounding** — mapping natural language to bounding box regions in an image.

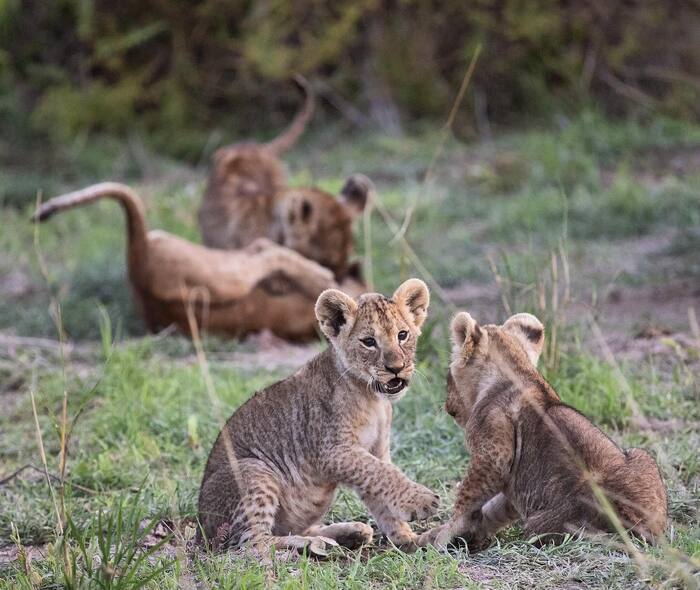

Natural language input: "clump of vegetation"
[1,107,699,587]
[2,1,700,160]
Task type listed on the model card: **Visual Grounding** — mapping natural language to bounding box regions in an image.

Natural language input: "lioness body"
[198,280,439,555]
[33,183,340,340]
[420,312,667,549]
[198,79,371,281]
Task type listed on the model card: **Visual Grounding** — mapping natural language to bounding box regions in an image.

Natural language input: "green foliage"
[1,0,699,162]
[546,353,633,428]
[64,490,172,590]
[33,80,142,141]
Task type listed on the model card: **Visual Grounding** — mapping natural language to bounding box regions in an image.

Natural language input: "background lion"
[198,78,372,283]
[32,182,346,341]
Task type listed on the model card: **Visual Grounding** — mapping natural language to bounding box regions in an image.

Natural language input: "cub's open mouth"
[381,377,407,395]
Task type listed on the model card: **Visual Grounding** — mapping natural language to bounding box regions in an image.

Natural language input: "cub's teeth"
[384,378,406,393]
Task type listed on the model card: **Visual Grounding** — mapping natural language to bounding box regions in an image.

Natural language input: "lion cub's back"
[548,404,625,468]
[201,359,331,485]
[513,403,625,509]
[549,404,667,538]
[200,145,286,249]
[518,402,666,537]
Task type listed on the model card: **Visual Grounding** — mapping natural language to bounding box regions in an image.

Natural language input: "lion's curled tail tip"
[292,73,311,91]
[31,205,52,223]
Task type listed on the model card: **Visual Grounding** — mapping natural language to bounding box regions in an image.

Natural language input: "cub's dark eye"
[398,330,408,342]
[360,337,377,348]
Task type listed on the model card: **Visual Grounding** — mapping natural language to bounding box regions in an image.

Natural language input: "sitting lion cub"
[419,312,667,550]
[198,279,439,555]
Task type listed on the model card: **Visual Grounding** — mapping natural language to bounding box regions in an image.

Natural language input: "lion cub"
[198,77,371,282]
[419,312,667,550]
[198,279,439,555]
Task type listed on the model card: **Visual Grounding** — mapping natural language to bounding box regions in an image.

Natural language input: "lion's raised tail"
[32,182,150,276]
[264,75,315,155]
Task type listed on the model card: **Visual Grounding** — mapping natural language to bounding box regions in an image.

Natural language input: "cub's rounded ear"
[502,313,545,366]
[451,312,482,360]
[393,278,430,329]
[213,148,240,170]
[339,174,374,217]
[451,312,477,347]
[315,289,358,339]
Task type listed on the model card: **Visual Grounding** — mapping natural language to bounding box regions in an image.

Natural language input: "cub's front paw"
[449,530,491,553]
[417,523,489,553]
[391,484,440,522]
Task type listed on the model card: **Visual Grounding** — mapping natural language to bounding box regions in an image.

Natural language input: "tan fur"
[197,279,439,556]
[198,79,371,280]
[32,182,350,341]
[419,311,667,550]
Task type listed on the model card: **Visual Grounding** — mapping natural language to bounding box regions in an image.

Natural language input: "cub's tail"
[264,75,315,155]
[32,182,149,264]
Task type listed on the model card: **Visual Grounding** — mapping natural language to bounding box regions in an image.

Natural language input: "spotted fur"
[197,279,439,556]
[419,311,667,551]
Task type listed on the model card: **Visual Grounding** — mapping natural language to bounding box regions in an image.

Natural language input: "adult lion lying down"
[32,182,352,341]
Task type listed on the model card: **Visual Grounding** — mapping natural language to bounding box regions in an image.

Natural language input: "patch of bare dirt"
[0,252,38,312]
[457,561,500,584]
[601,326,699,363]
[577,279,700,362]
[583,232,676,280]
[215,331,321,371]
[0,332,95,364]
[0,543,49,566]
[442,281,503,324]
[635,144,700,181]
[0,269,34,299]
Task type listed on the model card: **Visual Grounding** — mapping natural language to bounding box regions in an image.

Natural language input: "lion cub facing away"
[419,312,666,550]
[198,279,439,555]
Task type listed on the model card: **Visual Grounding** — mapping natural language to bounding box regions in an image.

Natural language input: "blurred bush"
[1,0,699,160]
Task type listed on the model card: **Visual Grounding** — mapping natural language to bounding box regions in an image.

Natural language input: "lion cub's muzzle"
[373,368,413,398]
[377,377,407,396]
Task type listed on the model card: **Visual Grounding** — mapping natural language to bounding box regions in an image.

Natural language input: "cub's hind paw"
[417,524,490,553]
[417,523,450,548]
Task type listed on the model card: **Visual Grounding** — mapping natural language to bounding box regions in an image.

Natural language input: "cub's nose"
[384,363,405,376]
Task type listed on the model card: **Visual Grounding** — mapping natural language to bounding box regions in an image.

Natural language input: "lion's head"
[315,278,430,401]
[445,311,545,427]
[277,174,372,281]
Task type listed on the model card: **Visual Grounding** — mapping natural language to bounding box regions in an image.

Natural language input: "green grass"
[1,111,699,588]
